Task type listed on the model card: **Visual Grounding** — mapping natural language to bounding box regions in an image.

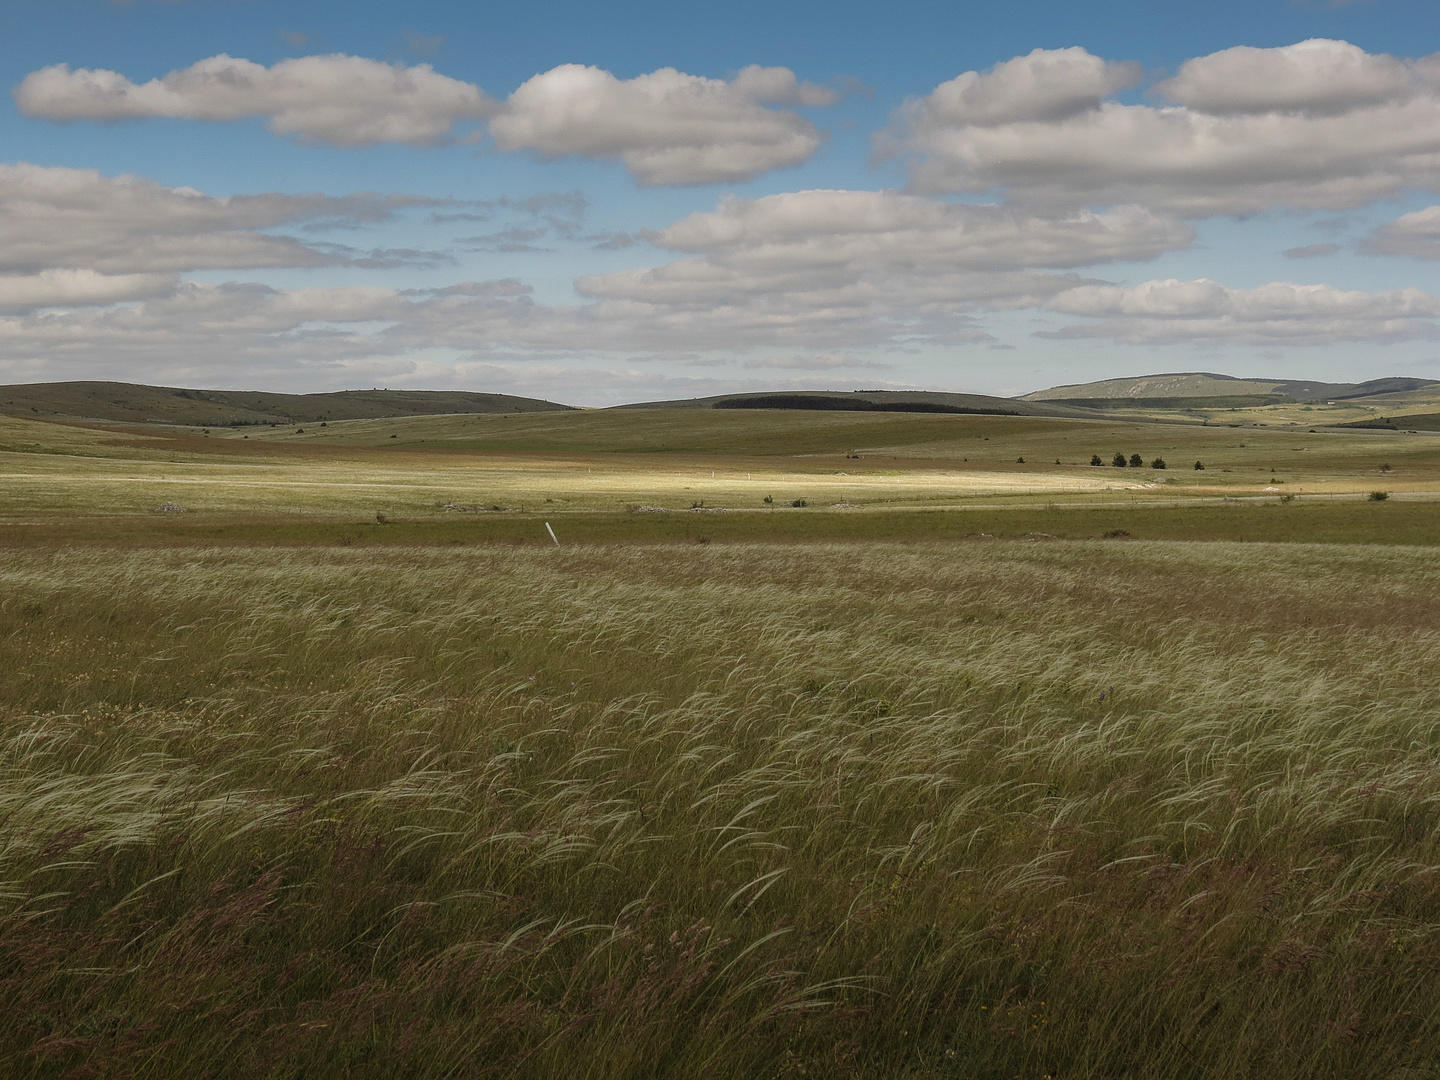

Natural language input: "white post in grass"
[545,522,559,546]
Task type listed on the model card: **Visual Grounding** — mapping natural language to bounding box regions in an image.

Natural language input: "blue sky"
[4,0,1440,403]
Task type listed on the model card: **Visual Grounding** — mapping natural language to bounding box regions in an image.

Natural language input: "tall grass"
[2,541,1439,1078]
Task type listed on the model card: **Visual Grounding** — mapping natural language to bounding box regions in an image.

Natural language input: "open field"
[1,410,1437,548]
[6,403,1440,1076]
[7,499,1440,550]
[3,541,1440,1078]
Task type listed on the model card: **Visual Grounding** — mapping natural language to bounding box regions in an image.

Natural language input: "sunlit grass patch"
[4,407,1439,528]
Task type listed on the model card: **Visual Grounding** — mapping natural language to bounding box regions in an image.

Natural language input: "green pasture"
[0,409,1435,547]
[214,406,1431,479]
[1,497,1437,549]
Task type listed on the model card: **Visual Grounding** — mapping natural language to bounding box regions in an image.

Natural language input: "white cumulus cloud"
[906,47,1141,128]
[489,64,829,185]
[0,164,1407,384]
[396,190,1189,353]
[545,191,1186,347]
[0,281,409,381]
[1154,38,1416,115]
[0,269,177,313]
[0,186,1196,370]
[883,39,1440,215]
[645,188,1190,269]
[0,163,444,282]
[14,54,496,145]
[1042,278,1440,344]
[729,64,842,107]
[1360,205,1440,258]
[15,55,840,184]
[5,269,1430,387]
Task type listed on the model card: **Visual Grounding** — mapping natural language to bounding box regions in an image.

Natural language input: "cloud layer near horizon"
[8,37,1440,398]
[0,169,1436,394]
[6,268,1434,400]
[1043,278,1440,344]
[0,164,453,310]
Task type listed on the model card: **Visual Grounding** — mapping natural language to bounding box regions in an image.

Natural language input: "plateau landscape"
[5,1,1440,1078]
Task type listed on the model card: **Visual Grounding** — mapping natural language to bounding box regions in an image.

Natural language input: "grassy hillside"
[1341,411,1440,432]
[1018,384,1440,430]
[0,381,573,426]
[1035,394,1291,412]
[212,406,1119,454]
[4,541,1440,1078]
[1023,372,1283,400]
[1023,372,1439,403]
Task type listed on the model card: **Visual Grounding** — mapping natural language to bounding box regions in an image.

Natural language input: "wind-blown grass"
[2,541,1439,1078]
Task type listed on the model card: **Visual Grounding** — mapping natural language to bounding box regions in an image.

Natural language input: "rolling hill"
[616,389,1109,419]
[0,381,574,426]
[1022,372,1440,403]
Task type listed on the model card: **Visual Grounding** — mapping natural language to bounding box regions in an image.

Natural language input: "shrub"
[1151,458,1166,469]
[1112,453,1127,467]
[792,499,808,507]
[1016,457,1025,464]
[1090,455,1103,466]
[1369,491,1390,501]
[1128,453,1144,468]
[1194,461,1205,470]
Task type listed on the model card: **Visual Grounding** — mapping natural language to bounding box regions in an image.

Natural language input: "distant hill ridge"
[616,389,1107,419]
[0,381,574,426]
[1023,372,1439,402]
[10,376,1435,428]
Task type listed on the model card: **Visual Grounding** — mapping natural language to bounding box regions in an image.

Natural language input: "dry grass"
[0,439,1127,516]
[3,409,1438,526]
[2,540,1439,1077]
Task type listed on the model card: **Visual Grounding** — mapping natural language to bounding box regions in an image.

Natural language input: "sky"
[5,0,1440,404]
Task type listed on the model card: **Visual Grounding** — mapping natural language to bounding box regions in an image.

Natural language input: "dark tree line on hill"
[1090,453,1184,469]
